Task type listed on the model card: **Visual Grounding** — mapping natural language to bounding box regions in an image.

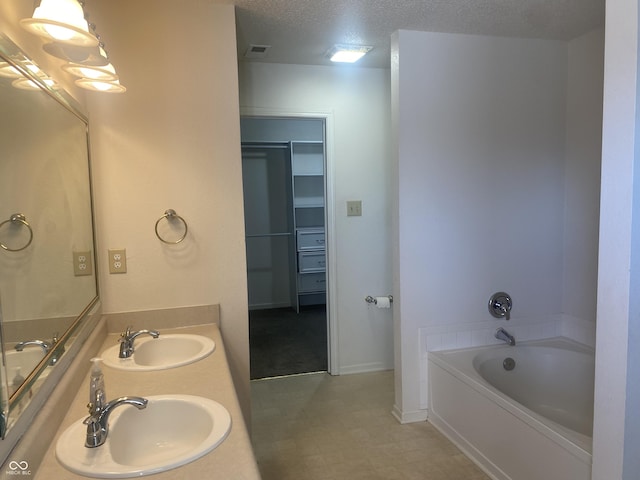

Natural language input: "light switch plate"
[108,248,127,274]
[347,200,362,217]
[73,250,92,276]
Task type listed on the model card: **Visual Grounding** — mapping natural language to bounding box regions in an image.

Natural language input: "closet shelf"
[245,232,292,238]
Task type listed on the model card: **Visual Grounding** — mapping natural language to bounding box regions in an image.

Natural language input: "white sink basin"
[101,334,215,371]
[56,394,231,478]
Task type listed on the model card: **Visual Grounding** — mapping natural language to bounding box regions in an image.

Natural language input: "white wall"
[593,0,640,477]
[84,1,250,419]
[392,30,572,421]
[238,62,394,374]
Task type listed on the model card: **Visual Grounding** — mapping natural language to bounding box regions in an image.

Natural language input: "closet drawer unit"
[298,272,326,293]
[297,229,325,250]
[298,251,326,272]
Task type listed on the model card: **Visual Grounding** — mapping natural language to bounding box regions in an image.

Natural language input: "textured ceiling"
[214,0,604,68]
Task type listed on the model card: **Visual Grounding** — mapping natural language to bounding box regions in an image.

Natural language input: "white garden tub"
[428,337,593,480]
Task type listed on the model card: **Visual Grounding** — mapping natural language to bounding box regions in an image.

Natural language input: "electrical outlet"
[108,248,127,274]
[347,200,362,217]
[73,250,93,276]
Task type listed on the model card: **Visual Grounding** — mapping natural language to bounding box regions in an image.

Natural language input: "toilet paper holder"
[365,295,393,305]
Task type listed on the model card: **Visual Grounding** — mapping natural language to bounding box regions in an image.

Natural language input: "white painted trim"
[428,410,505,480]
[338,362,389,375]
[391,404,428,424]
[239,106,339,375]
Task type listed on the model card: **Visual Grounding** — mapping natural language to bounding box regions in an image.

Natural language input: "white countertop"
[35,324,261,480]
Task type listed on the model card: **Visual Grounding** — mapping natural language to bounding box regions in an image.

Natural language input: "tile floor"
[251,370,490,480]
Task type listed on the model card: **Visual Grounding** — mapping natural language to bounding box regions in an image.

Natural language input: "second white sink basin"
[56,395,231,478]
[101,334,215,371]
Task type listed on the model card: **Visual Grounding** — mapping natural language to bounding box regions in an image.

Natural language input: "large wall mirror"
[0,34,97,434]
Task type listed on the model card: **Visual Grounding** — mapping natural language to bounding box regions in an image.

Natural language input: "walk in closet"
[241,118,326,312]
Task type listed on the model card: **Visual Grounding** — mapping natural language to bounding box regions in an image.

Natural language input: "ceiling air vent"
[244,44,271,59]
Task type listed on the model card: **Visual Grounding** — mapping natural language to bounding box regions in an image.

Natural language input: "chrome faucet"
[15,332,65,365]
[84,396,148,447]
[15,339,51,353]
[495,327,516,346]
[118,327,160,358]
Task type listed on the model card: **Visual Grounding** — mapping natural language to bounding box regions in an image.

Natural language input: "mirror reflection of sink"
[6,347,48,380]
[101,334,215,371]
[56,394,231,478]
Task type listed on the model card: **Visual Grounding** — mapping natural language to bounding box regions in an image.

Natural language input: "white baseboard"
[338,361,391,375]
[391,404,428,424]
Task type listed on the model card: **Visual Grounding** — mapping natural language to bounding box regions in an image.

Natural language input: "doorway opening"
[240,116,329,379]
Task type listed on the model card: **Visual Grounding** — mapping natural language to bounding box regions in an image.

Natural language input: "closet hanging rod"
[241,143,289,149]
[245,232,292,238]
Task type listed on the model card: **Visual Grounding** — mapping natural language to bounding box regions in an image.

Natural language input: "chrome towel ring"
[154,209,188,244]
[0,213,33,252]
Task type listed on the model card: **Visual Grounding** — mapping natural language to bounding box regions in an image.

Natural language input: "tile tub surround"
[35,324,260,480]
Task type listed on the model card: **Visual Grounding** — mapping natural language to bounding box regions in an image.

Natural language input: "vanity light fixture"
[12,76,59,91]
[0,63,21,78]
[69,19,126,92]
[0,61,42,79]
[62,61,117,81]
[327,44,373,63]
[43,42,109,66]
[20,0,98,47]
[75,78,126,93]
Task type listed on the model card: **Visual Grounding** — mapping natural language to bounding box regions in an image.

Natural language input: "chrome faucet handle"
[488,292,512,320]
[49,331,65,365]
[83,415,102,448]
[118,328,160,358]
[121,326,133,339]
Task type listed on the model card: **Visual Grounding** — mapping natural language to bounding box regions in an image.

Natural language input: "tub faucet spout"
[495,327,515,346]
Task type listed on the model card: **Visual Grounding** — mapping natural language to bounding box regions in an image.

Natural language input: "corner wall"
[562,28,604,344]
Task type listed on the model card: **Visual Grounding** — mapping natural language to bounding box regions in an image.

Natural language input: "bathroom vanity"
[31,320,260,479]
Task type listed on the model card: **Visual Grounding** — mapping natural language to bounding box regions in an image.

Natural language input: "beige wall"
[84,1,250,419]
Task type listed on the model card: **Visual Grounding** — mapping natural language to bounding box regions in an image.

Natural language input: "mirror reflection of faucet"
[488,292,513,320]
[14,339,50,353]
[118,327,160,358]
[14,332,64,365]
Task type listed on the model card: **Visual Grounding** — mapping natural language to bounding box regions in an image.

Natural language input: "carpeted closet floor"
[249,305,328,379]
